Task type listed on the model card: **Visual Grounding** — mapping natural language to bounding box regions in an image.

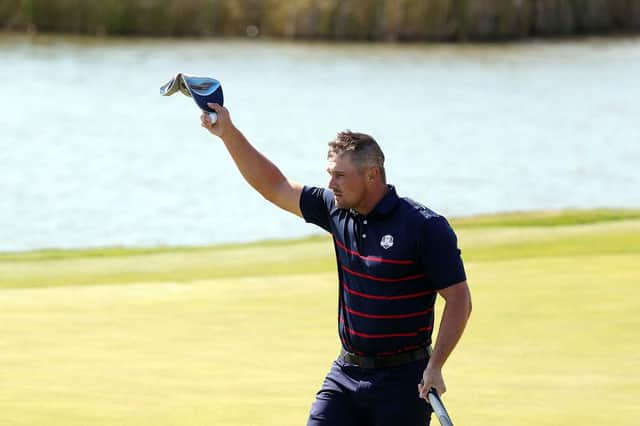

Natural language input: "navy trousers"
[307,357,432,426]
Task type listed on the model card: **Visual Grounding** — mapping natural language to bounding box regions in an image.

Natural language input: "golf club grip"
[427,389,454,426]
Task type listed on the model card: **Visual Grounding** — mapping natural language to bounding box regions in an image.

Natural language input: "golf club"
[427,388,454,426]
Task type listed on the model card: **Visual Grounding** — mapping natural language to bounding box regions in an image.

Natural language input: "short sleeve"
[299,186,334,233]
[418,216,467,290]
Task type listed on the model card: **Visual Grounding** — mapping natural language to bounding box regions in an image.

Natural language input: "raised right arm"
[202,103,303,218]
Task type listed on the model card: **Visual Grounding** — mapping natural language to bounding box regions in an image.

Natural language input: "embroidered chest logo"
[380,234,394,249]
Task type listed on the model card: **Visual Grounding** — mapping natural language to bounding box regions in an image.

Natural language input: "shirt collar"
[370,185,399,217]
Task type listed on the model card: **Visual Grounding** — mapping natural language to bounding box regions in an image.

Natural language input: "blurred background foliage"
[1,0,639,41]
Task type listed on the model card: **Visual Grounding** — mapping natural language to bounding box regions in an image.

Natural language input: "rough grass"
[1,209,639,425]
[452,208,640,228]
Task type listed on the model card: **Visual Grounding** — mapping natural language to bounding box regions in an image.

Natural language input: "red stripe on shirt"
[345,305,433,319]
[334,239,415,265]
[341,265,425,283]
[343,282,436,300]
[340,319,433,339]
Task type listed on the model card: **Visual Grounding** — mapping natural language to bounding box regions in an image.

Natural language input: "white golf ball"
[209,112,218,124]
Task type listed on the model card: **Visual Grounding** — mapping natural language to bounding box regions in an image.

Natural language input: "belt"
[339,346,431,369]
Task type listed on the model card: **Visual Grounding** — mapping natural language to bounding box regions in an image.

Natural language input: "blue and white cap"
[160,73,224,113]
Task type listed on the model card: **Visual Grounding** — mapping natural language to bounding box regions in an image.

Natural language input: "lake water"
[1,35,639,252]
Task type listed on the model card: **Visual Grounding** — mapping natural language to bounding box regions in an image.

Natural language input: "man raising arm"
[201,102,472,426]
[201,103,303,217]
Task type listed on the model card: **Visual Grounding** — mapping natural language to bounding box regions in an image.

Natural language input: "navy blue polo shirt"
[300,185,466,356]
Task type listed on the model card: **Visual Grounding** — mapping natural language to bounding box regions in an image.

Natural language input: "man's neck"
[354,184,389,216]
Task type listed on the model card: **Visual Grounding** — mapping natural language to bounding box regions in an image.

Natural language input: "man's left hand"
[418,365,446,401]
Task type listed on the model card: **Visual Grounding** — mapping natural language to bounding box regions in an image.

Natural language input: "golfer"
[201,103,472,426]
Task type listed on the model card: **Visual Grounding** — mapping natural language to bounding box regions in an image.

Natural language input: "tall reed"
[1,0,639,40]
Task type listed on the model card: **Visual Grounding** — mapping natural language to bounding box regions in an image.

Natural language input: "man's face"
[326,152,368,210]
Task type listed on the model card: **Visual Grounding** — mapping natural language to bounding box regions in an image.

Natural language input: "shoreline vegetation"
[2,0,640,42]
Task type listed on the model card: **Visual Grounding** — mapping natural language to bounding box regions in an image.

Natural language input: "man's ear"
[367,167,378,182]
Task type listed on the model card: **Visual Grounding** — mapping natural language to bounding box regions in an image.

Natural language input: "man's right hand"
[201,103,231,139]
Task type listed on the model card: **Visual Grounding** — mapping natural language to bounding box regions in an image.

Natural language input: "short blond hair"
[328,131,386,183]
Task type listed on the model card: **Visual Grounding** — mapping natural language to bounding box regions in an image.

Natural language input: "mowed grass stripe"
[0,238,336,289]
[1,211,639,290]
[460,219,640,261]
[3,208,639,261]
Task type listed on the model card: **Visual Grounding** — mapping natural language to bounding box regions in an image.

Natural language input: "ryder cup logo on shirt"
[380,235,394,249]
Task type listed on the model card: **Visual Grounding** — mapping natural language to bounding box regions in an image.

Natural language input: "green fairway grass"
[1,209,639,425]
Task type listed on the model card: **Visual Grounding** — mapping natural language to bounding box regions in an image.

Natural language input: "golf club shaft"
[427,388,454,426]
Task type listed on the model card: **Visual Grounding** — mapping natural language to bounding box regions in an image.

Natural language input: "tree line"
[1,0,639,41]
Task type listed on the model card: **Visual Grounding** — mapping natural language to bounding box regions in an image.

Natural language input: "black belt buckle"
[340,346,431,369]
